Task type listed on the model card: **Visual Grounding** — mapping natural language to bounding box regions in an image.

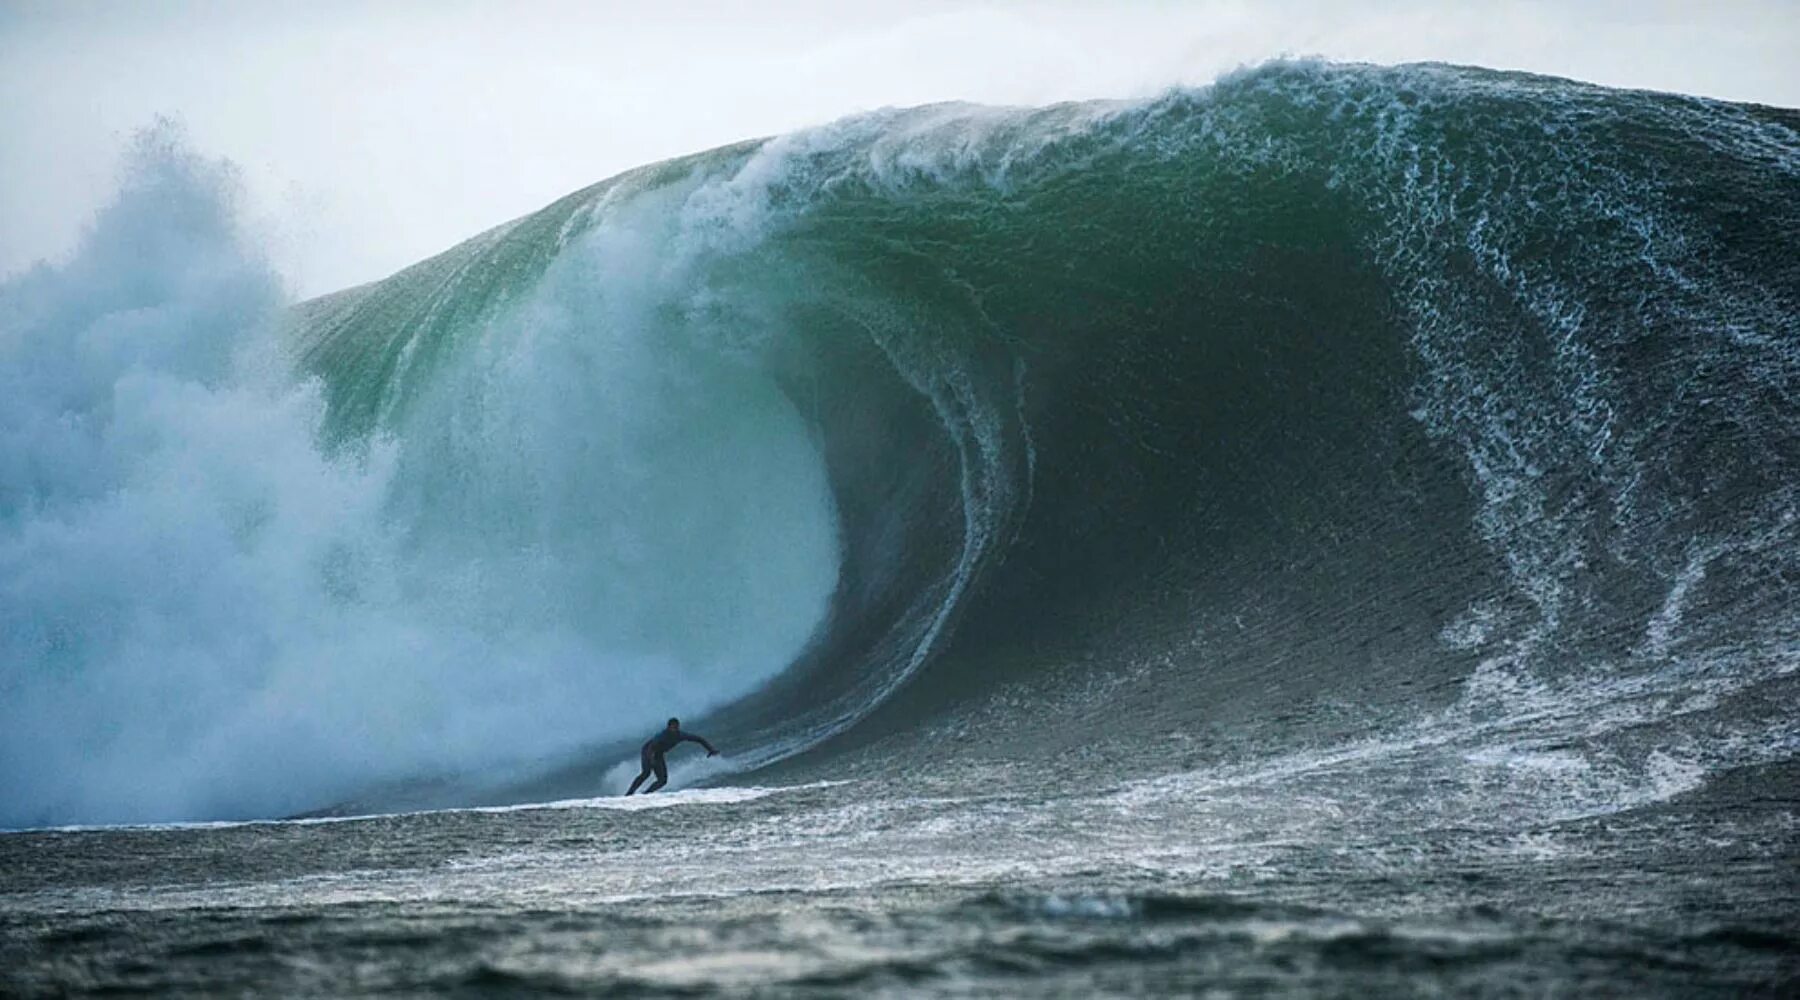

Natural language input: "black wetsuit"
[625,729,718,795]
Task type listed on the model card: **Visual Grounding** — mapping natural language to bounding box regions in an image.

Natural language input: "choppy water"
[4,759,1797,995]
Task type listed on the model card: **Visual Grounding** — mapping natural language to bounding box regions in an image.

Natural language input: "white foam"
[0,124,841,828]
[17,781,851,834]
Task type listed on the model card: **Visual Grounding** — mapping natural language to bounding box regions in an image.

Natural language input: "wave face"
[6,62,1798,825]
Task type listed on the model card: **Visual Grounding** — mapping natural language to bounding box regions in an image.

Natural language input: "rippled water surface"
[6,745,1796,996]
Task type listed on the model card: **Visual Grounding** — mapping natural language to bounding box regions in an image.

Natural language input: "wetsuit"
[625,728,718,795]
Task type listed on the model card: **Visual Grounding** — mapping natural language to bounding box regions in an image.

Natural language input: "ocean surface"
[3,60,1798,995]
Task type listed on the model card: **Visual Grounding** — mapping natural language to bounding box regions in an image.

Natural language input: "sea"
[3,60,1797,995]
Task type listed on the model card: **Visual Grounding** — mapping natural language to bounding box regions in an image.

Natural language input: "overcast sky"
[3,0,1796,297]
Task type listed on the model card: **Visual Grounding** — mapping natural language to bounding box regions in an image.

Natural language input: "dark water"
[3,766,1797,995]
[4,59,1799,994]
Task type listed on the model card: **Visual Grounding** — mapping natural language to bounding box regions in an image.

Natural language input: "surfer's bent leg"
[645,754,669,793]
[626,750,656,795]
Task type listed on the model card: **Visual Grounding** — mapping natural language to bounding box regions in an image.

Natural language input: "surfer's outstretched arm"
[683,733,720,756]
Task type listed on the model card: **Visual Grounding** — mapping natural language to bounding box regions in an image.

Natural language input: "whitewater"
[3,62,1797,994]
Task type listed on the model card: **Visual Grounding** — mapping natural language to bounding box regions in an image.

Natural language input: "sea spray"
[0,125,841,826]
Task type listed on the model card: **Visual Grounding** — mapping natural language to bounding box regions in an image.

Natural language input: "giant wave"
[4,61,1796,826]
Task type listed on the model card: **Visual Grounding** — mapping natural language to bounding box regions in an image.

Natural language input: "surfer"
[625,718,719,795]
